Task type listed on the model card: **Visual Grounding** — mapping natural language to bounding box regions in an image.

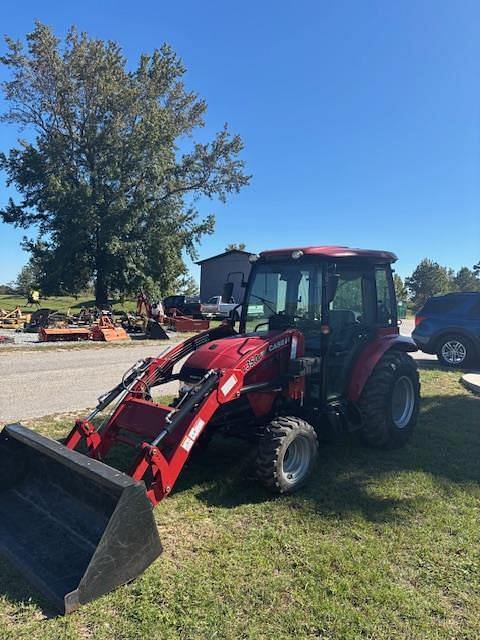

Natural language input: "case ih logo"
[268,336,290,352]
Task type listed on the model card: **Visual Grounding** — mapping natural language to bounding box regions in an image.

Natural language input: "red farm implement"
[38,316,129,342]
[91,315,130,342]
[39,327,92,342]
[0,246,420,613]
[165,312,210,332]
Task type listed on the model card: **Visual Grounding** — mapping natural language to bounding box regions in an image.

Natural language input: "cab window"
[245,263,322,332]
[328,266,376,328]
[375,267,395,325]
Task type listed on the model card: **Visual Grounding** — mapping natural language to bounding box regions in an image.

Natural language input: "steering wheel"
[254,312,314,332]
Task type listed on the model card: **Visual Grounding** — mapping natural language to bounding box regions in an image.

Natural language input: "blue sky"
[0,0,479,284]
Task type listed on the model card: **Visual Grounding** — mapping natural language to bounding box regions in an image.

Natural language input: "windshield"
[243,261,323,332]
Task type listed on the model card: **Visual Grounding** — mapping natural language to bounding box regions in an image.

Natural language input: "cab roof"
[259,246,397,262]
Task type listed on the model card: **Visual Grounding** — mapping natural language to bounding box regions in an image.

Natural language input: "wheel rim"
[441,340,466,365]
[281,436,311,484]
[391,375,415,429]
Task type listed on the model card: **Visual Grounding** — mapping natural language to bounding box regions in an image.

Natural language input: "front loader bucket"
[0,424,162,614]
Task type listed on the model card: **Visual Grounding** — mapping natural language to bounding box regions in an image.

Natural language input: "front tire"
[436,334,475,368]
[256,416,318,493]
[358,351,420,449]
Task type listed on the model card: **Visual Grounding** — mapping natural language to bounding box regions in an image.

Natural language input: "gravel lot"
[0,318,435,423]
[0,329,39,345]
[0,343,181,422]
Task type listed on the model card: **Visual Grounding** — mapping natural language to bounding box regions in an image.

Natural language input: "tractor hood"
[180,332,284,379]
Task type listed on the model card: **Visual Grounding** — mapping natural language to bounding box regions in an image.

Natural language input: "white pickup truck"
[201,296,263,320]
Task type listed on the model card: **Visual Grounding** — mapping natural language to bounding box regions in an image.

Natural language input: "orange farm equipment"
[91,316,130,342]
[165,310,210,332]
[39,327,92,342]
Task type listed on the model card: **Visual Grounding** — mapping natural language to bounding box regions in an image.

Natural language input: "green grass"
[0,369,479,639]
[0,294,139,314]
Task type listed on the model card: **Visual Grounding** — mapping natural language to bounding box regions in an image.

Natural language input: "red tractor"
[0,246,420,613]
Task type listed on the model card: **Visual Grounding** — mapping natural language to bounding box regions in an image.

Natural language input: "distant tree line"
[3,259,199,298]
[4,255,478,310]
[394,259,480,310]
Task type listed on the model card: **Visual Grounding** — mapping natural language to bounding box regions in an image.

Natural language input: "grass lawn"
[0,293,139,314]
[0,368,479,639]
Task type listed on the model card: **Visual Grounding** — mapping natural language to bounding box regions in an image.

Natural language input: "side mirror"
[222,282,234,303]
[327,273,340,304]
[226,271,247,297]
[228,303,242,325]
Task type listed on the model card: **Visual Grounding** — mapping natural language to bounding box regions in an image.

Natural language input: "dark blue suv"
[412,292,480,367]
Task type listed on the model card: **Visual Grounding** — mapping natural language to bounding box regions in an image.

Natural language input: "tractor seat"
[329,310,361,353]
[329,309,357,329]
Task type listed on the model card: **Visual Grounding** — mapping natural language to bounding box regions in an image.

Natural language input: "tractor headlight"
[291,250,304,260]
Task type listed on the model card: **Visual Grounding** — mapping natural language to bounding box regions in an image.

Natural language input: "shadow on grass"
[0,388,478,617]
[176,390,480,523]
[0,557,59,619]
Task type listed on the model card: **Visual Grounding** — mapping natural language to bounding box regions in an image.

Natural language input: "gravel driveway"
[0,343,181,422]
[0,318,434,423]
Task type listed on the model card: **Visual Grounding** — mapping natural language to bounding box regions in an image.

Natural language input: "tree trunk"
[95,268,109,308]
[94,220,109,308]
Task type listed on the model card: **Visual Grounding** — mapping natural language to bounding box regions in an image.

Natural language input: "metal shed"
[197,250,254,303]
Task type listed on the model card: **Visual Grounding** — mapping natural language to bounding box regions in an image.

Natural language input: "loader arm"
[0,323,304,612]
[66,323,304,506]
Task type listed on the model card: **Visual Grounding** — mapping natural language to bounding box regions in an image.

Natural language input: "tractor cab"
[240,246,399,401]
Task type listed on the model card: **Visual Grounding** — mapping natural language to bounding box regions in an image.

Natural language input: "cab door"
[326,263,376,400]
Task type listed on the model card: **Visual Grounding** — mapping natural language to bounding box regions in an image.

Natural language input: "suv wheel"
[436,334,474,368]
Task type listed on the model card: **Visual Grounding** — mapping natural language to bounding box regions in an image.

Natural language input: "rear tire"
[436,334,475,368]
[256,416,318,493]
[358,351,420,449]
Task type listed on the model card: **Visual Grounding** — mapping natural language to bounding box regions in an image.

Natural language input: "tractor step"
[0,424,161,613]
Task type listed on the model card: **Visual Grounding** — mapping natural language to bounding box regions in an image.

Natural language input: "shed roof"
[196,249,254,265]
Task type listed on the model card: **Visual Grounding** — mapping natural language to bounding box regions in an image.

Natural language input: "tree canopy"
[406,260,480,309]
[225,243,246,251]
[14,260,40,295]
[393,273,407,302]
[453,267,480,292]
[406,259,452,309]
[0,23,250,305]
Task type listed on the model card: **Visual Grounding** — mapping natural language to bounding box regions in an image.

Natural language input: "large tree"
[0,23,250,306]
[405,259,452,309]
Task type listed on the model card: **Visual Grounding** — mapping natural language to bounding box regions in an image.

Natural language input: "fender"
[347,334,417,402]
